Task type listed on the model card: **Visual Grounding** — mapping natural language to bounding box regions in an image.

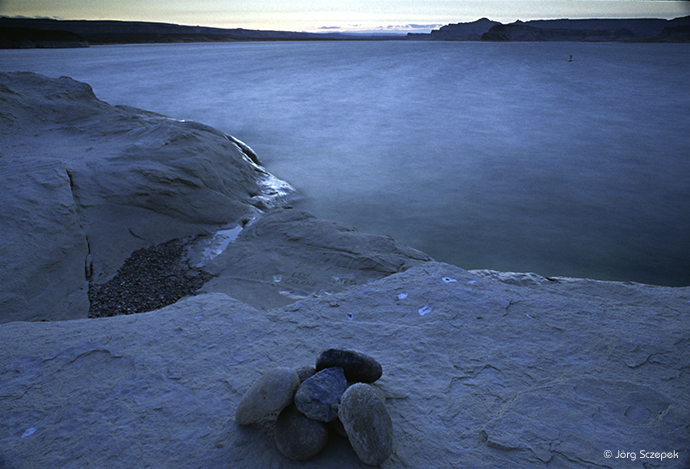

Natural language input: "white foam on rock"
[254,172,296,209]
[195,226,244,267]
[226,135,296,210]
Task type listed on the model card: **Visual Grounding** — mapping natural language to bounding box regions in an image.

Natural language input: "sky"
[1,0,689,33]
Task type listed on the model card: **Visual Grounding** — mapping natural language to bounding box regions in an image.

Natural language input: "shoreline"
[2,16,689,47]
[2,70,688,323]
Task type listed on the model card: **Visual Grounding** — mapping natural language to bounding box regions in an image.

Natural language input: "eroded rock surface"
[0,72,432,322]
[1,72,688,469]
[0,71,292,322]
[1,262,688,468]
[190,207,431,310]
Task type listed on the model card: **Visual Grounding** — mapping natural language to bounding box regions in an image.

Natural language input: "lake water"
[2,41,689,286]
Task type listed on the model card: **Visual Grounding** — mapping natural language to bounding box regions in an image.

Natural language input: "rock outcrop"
[0,72,431,322]
[189,207,431,310]
[481,23,636,42]
[1,262,688,468]
[0,71,291,322]
[428,18,499,41]
[420,16,690,42]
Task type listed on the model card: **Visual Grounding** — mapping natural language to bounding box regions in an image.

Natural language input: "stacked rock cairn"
[235,348,394,465]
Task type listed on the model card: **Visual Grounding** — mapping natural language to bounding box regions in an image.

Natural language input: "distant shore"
[1,15,689,48]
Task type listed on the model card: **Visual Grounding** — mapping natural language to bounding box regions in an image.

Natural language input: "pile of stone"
[235,348,393,465]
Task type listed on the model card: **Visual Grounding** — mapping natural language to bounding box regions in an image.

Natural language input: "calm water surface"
[2,41,689,285]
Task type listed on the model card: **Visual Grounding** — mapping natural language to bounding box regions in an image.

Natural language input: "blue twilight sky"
[1,0,689,33]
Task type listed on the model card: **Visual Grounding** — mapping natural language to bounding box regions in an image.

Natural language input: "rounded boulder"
[316,348,383,383]
[294,366,347,422]
[235,367,300,425]
[274,405,329,461]
[339,383,393,466]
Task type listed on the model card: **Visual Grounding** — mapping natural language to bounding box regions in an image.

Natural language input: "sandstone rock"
[2,71,689,469]
[0,73,431,323]
[191,207,431,310]
[0,158,90,322]
[235,367,300,425]
[1,263,689,468]
[339,383,394,466]
[294,367,347,422]
[316,348,383,383]
[0,72,293,323]
[274,405,328,461]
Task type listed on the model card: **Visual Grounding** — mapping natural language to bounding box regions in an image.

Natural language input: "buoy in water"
[567,55,573,62]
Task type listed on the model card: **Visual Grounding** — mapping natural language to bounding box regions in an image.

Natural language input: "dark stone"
[294,367,347,422]
[329,417,348,438]
[339,383,393,466]
[274,405,328,461]
[295,365,316,383]
[316,348,383,383]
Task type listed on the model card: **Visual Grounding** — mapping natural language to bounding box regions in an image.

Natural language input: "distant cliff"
[653,24,690,42]
[416,16,690,42]
[481,23,636,42]
[427,18,499,41]
[522,17,690,37]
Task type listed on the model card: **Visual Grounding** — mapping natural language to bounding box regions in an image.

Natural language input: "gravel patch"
[88,238,213,318]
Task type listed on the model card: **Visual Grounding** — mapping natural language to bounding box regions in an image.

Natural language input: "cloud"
[406,24,444,28]
[319,22,443,35]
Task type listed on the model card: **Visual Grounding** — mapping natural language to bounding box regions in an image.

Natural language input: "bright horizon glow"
[1,0,689,33]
